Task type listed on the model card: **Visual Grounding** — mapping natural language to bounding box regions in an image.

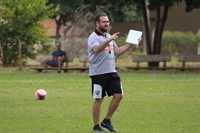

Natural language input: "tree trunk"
[147,5,169,67]
[151,6,168,67]
[55,18,62,40]
[140,0,151,54]
[61,25,72,49]
[18,39,22,68]
[157,6,168,54]
[150,5,161,67]
[55,14,68,41]
[153,5,161,55]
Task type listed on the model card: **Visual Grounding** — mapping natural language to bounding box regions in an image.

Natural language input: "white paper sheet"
[126,29,142,45]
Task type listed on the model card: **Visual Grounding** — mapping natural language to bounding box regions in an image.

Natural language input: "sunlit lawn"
[0,66,199,133]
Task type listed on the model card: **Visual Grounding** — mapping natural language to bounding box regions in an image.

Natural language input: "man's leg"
[101,93,123,132]
[93,98,104,125]
[57,56,65,73]
[105,94,123,119]
[92,98,106,132]
[42,60,48,73]
[57,57,62,72]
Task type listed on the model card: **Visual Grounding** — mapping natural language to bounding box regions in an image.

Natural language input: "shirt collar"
[95,29,107,37]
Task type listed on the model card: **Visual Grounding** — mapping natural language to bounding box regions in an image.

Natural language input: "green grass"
[0,67,200,133]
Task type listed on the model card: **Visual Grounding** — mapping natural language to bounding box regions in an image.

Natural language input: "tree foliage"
[47,0,143,40]
[83,0,142,22]
[184,0,200,12]
[0,0,58,66]
[47,0,83,39]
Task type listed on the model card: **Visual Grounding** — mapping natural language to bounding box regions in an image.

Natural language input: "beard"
[99,25,108,32]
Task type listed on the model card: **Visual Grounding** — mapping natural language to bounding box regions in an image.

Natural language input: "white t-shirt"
[88,30,118,76]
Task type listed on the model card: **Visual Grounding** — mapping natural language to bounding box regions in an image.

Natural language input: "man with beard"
[87,13,142,132]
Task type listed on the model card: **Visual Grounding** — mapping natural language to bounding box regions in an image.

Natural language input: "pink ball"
[35,89,47,100]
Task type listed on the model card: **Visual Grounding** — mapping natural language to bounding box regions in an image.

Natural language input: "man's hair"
[94,13,107,25]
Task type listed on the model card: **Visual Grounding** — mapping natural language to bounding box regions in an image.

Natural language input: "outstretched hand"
[138,37,142,43]
[110,32,120,41]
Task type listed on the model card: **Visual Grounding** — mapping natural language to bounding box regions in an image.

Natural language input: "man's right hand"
[109,32,120,41]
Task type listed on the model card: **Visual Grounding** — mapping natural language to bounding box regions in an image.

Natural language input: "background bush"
[116,31,200,55]
[162,31,200,55]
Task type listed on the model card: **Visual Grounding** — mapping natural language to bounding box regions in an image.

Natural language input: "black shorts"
[47,60,58,67]
[90,72,123,98]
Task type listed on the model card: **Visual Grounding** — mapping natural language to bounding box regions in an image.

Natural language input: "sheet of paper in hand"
[126,29,142,45]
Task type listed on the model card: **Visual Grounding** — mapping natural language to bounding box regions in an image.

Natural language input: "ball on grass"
[35,89,47,100]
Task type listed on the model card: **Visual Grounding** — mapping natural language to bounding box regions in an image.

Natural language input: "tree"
[54,1,142,58]
[138,0,200,66]
[184,0,200,12]
[83,0,142,22]
[47,0,83,39]
[83,0,200,67]
[0,0,58,67]
[47,0,142,40]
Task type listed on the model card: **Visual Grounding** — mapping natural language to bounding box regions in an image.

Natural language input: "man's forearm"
[114,43,133,56]
[93,38,112,53]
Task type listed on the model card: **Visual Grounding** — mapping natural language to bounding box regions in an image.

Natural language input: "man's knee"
[42,60,47,64]
[94,98,104,104]
[57,57,63,62]
[58,57,61,60]
[113,94,124,101]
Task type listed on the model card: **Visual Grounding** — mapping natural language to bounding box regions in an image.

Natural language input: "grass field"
[0,66,200,133]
